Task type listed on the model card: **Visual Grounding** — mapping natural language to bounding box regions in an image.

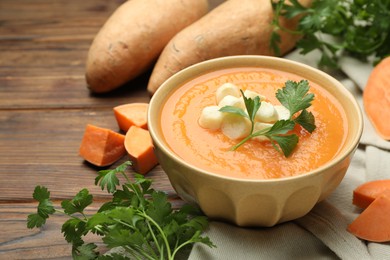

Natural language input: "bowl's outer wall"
[153,138,353,227]
[148,55,363,227]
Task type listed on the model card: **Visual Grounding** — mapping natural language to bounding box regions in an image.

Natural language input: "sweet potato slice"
[125,126,158,174]
[353,179,390,209]
[348,190,390,242]
[363,56,390,140]
[114,103,148,132]
[79,124,126,167]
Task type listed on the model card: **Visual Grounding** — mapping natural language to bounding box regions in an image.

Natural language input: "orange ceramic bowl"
[148,55,363,227]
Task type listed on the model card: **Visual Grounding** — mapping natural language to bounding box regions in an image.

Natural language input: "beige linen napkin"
[188,51,390,260]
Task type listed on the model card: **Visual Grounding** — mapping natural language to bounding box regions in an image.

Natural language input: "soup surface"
[160,67,347,179]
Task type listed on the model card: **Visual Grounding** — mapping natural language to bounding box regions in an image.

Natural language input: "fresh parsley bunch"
[220,80,316,157]
[271,0,390,68]
[27,161,215,260]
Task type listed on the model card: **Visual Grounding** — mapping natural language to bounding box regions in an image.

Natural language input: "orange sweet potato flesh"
[79,124,126,167]
[114,103,148,132]
[363,56,390,140]
[348,190,390,242]
[146,0,312,95]
[125,126,158,174]
[86,0,209,93]
[353,179,390,209]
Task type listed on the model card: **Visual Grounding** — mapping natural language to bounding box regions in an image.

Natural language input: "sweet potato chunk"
[114,103,148,132]
[348,190,390,242]
[125,126,158,174]
[79,124,126,166]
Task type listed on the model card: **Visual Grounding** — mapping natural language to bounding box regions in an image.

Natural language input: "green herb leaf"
[145,191,173,225]
[269,134,299,157]
[252,120,297,157]
[224,80,316,157]
[61,188,93,215]
[37,198,56,218]
[62,218,87,246]
[270,30,282,56]
[27,213,47,229]
[276,80,314,117]
[28,161,215,260]
[98,253,129,260]
[294,109,316,133]
[271,0,390,67]
[263,119,296,136]
[95,161,132,193]
[102,228,145,252]
[27,186,55,228]
[32,185,51,201]
[219,106,248,119]
[86,212,113,232]
[72,243,99,260]
[242,90,261,124]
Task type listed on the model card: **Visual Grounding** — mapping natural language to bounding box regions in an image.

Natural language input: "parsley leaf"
[254,120,298,157]
[73,243,99,260]
[27,213,47,229]
[271,0,390,67]
[276,80,314,117]
[61,188,93,215]
[269,134,299,157]
[219,106,248,119]
[226,80,316,157]
[27,186,55,228]
[220,90,262,138]
[242,90,261,129]
[275,80,316,133]
[263,119,295,136]
[32,185,51,201]
[145,191,173,225]
[27,161,215,260]
[95,161,132,193]
[61,218,86,246]
[219,90,262,134]
[294,109,316,133]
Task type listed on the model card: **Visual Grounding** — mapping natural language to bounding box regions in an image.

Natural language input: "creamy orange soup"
[160,67,347,179]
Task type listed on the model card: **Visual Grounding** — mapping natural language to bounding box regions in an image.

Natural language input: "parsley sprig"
[220,80,315,157]
[271,0,390,68]
[27,161,215,260]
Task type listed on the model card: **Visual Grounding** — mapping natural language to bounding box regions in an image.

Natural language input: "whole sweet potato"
[147,0,311,95]
[86,0,209,93]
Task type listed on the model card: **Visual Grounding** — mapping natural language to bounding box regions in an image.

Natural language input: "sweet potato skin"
[363,56,390,140]
[86,0,209,93]
[147,0,312,95]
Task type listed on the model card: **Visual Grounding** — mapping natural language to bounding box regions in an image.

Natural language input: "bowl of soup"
[148,55,363,227]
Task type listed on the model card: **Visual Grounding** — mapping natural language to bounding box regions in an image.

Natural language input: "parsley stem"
[230,135,253,151]
[145,214,163,256]
[110,217,158,260]
[112,214,160,259]
[123,245,155,260]
[121,171,131,184]
[141,212,173,260]
[171,230,202,259]
[230,128,270,151]
[54,209,88,222]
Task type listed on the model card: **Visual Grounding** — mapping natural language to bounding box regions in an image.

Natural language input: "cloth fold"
[188,51,390,260]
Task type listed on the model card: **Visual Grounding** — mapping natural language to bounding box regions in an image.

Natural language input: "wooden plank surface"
[0,0,224,258]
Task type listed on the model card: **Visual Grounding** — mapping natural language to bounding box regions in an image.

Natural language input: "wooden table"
[0,0,222,258]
